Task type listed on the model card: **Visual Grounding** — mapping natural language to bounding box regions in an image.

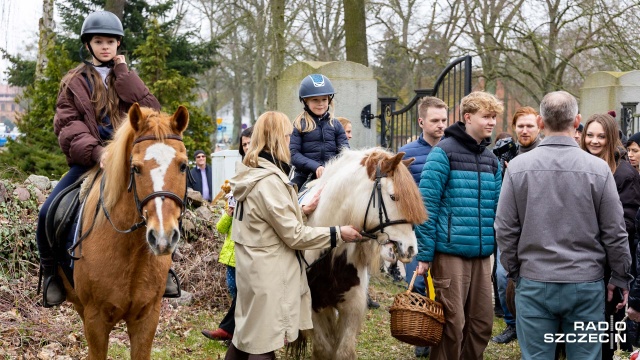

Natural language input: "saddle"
[44,175,88,250]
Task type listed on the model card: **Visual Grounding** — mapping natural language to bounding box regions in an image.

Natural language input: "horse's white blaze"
[145,143,177,236]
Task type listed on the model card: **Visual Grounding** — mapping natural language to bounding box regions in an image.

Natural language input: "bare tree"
[497,0,640,103]
[104,0,125,20]
[343,0,368,66]
[267,0,286,109]
[459,0,525,93]
[35,0,55,80]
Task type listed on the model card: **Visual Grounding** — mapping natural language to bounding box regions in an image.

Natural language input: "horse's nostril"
[171,229,180,245]
[148,230,157,247]
[407,246,415,256]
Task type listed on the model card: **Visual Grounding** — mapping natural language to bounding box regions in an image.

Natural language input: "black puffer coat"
[289,112,349,188]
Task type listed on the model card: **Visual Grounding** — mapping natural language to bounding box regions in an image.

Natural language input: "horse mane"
[85,107,176,216]
[360,148,428,225]
[314,148,426,270]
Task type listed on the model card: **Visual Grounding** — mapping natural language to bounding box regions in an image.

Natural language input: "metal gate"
[621,102,640,139]
[362,55,472,152]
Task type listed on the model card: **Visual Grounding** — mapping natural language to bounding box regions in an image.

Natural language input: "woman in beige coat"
[226,111,361,359]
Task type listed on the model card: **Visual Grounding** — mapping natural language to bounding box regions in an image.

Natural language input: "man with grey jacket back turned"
[495,91,632,360]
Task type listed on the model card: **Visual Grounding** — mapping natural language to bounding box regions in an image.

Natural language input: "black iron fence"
[621,102,640,139]
[362,55,472,152]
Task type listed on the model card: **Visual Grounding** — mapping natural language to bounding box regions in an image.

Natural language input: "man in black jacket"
[188,150,213,202]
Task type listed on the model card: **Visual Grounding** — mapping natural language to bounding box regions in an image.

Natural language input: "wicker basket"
[389,271,445,347]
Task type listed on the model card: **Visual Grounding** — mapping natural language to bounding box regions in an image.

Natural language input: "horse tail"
[285,329,311,360]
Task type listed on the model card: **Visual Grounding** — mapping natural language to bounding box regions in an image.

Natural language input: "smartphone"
[227,195,237,209]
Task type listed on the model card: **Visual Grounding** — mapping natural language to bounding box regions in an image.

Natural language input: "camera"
[493,137,519,167]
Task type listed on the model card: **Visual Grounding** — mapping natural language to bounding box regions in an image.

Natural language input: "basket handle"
[407,270,430,297]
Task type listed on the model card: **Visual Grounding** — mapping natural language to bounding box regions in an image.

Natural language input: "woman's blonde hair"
[292,98,335,133]
[244,111,294,168]
[581,113,623,173]
[60,62,123,130]
[337,117,351,129]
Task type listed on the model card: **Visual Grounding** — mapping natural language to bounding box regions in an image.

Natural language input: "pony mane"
[86,107,178,215]
[360,148,428,225]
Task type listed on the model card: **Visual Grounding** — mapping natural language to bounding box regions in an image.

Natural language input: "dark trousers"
[36,165,89,263]
[291,172,314,191]
[224,343,275,360]
[219,296,236,334]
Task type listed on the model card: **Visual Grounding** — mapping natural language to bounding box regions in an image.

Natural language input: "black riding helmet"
[80,11,124,68]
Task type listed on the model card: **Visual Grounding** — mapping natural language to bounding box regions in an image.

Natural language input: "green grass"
[99,273,523,359]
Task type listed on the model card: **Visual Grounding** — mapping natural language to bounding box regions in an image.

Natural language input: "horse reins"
[303,164,409,271]
[68,134,188,259]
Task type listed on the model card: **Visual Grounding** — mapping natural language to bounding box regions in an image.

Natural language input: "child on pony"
[289,74,349,190]
[36,10,172,307]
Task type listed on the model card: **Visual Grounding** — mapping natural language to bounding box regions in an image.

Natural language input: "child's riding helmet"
[298,74,335,102]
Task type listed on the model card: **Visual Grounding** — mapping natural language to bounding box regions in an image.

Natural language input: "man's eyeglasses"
[196,155,206,159]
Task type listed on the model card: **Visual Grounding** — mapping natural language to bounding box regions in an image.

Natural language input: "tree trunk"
[343,0,368,66]
[105,0,126,20]
[35,0,55,80]
[267,0,285,109]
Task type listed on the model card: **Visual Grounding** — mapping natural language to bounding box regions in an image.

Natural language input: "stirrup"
[42,275,66,308]
[163,268,181,298]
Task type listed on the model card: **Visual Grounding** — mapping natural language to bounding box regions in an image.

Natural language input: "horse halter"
[359,165,409,244]
[101,134,188,234]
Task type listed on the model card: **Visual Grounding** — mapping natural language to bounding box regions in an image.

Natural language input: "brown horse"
[60,104,189,359]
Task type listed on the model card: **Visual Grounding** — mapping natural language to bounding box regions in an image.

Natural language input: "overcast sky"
[1,0,42,83]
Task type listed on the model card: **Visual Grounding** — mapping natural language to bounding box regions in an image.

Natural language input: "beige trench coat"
[230,157,342,354]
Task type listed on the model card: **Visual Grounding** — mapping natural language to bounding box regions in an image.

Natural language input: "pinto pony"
[60,104,189,359]
[302,148,427,359]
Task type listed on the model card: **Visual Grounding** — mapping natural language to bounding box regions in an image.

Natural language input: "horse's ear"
[128,103,143,132]
[172,105,189,134]
[402,157,415,167]
[381,152,404,174]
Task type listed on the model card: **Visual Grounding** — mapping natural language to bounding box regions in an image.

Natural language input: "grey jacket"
[495,136,632,289]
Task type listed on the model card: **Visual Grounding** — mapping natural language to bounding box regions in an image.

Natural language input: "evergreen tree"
[0,50,36,88]
[0,42,75,180]
[57,0,216,77]
[134,18,213,154]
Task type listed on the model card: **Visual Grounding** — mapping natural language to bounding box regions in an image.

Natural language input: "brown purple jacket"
[53,63,160,167]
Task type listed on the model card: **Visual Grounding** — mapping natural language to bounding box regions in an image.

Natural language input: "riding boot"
[163,268,181,298]
[41,257,65,307]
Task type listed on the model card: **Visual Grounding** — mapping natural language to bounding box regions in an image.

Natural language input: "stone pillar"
[277,61,377,148]
[580,71,640,122]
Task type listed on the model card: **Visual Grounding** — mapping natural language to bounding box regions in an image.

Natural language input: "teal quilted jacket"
[415,122,502,262]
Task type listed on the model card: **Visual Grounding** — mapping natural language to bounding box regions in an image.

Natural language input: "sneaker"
[492,325,517,344]
[415,346,430,358]
[367,294,380,309]
[202,328,233,341]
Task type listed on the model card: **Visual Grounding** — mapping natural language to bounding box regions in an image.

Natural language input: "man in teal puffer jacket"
[414,91,503,360]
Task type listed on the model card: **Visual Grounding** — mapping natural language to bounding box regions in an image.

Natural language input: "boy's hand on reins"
[340,225,362,242]
[316,166,325,178]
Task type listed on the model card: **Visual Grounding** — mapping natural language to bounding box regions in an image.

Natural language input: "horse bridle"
[359,165,409,245]
[302,164,409,272]
[101,134,188,234]
[68,134,188,259]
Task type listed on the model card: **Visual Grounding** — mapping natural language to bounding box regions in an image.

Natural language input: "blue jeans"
[404,257,426,296]
[36,165,89,263]
[496,248,515,327]
[226,266,237,298]
[516,278,604,360]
